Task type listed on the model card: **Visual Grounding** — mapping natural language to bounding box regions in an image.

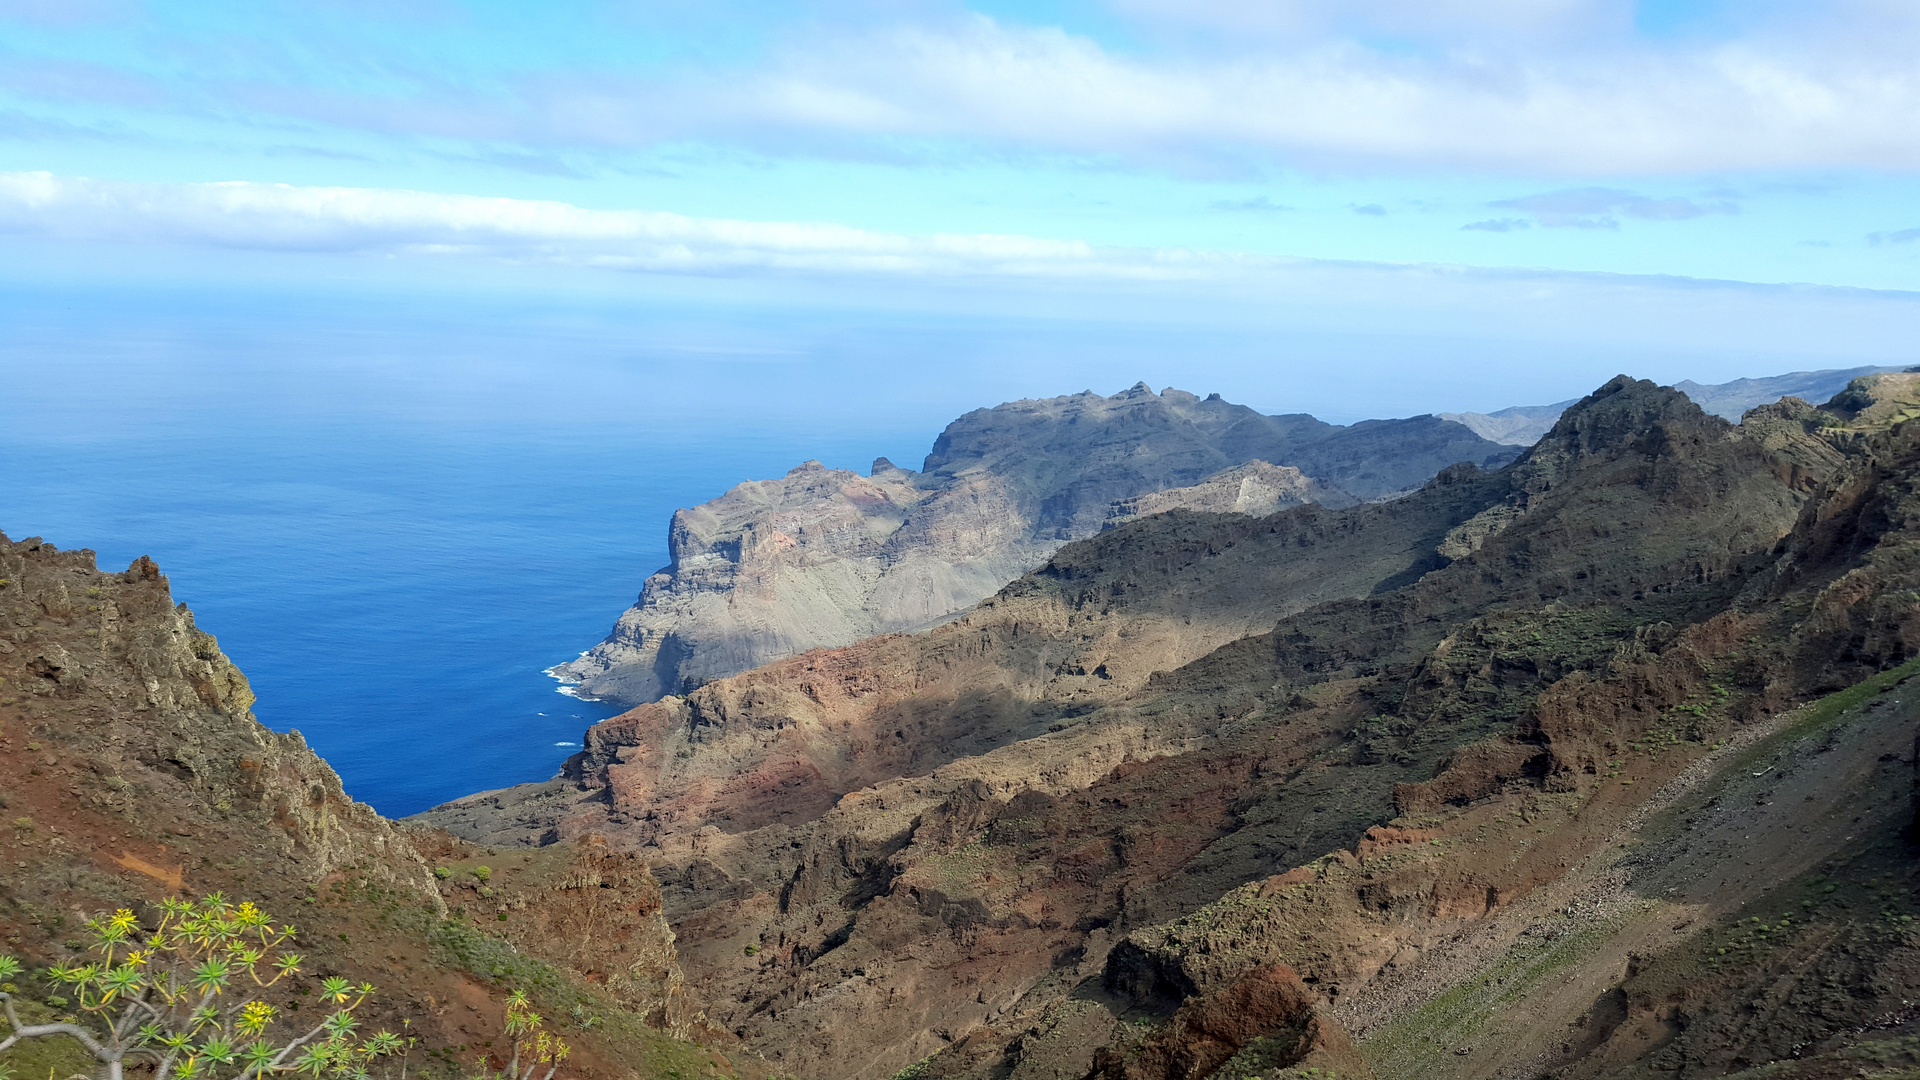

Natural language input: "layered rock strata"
[554,384,1514,705]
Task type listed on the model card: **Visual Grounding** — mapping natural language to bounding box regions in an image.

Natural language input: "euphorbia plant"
[0,894,407,1080]
[476,991,567,1080]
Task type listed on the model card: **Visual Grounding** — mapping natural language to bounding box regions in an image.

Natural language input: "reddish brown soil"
[0,534,745,1080]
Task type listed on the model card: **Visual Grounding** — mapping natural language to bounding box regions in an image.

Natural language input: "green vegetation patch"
[889,1049,941,1080]
[1664,654,1920,823]
[428,917,567,993]
[1360,916,1623,1080]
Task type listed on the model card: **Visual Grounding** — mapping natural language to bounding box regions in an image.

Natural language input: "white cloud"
[0,170,1213,278]
[1105,0,1617,42]
[754,18,1920,173]
[472,14,1920,175]
[1491,186,1740,228]
[12,5,1920,177]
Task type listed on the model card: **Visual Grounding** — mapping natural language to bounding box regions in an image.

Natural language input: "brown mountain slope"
[419,376,1920,1078]
[424,450,1510,855]
[0,535,745,1080]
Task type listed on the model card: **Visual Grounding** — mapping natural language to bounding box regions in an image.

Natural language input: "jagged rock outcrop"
[0,537,434,890]
[0,534,741,1080]
[1089,964,1371,1080]
[552,384,1514,705]
[427,374,1920,1079]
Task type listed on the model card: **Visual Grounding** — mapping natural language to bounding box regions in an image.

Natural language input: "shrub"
[470,990,568,1080]
[0,893,409,1080]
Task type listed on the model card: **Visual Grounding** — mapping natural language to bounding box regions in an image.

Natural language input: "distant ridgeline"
[1441,363,1910,447]
[549,383,1517,706]
[554,368,1907,708]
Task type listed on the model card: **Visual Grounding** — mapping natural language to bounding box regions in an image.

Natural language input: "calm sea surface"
[3,423,912,816]
[0,291,937,816]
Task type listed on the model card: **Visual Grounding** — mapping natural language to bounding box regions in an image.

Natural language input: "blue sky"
[2,0,1919,416]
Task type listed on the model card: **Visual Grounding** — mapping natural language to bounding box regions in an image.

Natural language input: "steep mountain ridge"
[551,384,1516,706]
[557,370,1891,714]
[0,534,746,1080]
[425,376,1920,1078]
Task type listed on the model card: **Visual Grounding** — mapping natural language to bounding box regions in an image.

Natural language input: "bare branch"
[1,1021,111,1057]
[113,993,162,1041]
[267,1018,339,1069]
[1,992,109,1058]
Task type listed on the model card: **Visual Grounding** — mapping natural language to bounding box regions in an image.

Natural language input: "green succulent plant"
[0,894,410,1080]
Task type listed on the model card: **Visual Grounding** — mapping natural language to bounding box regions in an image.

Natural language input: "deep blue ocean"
[4,423,908,816]
[0,289,948,815]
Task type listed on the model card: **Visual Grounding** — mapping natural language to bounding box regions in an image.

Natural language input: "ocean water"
[3,420,915,816]
[0,290,936,816]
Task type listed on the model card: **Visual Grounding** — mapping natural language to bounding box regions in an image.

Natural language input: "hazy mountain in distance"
[1436,400,1579,445]
[1444,365,1908,445]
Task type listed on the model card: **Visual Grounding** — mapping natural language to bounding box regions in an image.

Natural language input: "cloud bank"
[0,171,1218,278]
[8,5,1919,177]
[3,169,1913,323]
[258,13,1920,176]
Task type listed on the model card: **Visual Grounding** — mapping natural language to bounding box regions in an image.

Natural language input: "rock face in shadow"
[427,375,1920,1079]
[1088,964,1372,1080]
[553,384,1516,706]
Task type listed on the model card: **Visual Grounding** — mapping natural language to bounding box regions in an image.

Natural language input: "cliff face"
[428,377,1920,1079]
[0,535,741,1080]
[553,384,1515,705]
[0,538,431,891]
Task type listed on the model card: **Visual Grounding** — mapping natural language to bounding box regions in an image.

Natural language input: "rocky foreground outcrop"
[0,535,743,1080]
[430,374,1920,1079]
[552,384,1516,706]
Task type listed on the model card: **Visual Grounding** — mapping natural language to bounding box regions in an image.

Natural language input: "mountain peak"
[1541,375,1714,449]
